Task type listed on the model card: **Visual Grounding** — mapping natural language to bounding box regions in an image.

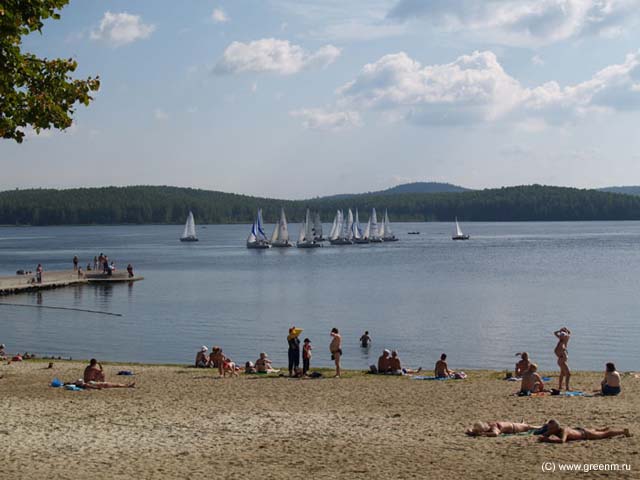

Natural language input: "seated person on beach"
[222,357,239,377]
[256,353,278,373]
[84,359,106,383]
[519,363,544,395]
[435,354,454,378]
[0,344,6,360]
[600,362,621,396]
[388,350,403,375]
[245,361,257,374]
[465,421,540,437]
[536,419,630,443]
[195,346,209,368]
[515,352,531,377]
[208,347,223,370]
[377,349,391,374]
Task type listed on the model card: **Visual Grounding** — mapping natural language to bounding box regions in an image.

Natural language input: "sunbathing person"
[537,419,630,443]
[245,361,257,374]
[519,363,544,395]
[435,354,454,378]
[256,352,279,373]
[195,346,209,368]
[465,421,540,437]
[600,362,621,396]
[515,352,531,377]
[73,379,135,389]
[84,359,105,383]
[388,350,403,375]
[208,347,225,375]
[377,349,391,374]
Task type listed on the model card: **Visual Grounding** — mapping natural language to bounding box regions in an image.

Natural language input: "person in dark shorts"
[601,362,622,396]
[287,327,302,377]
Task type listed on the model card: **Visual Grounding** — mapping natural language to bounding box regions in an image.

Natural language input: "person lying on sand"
[84,359,105,383]
[465,421,540,437]
[73,379,135,389]
[519,363,544,395]
[515,352,531,377]
[256,353,279,373]
[195,346,209,368]
[600,362,621,396]
[536,419,630,443]
[377,349,391,374]
[435,354,454,378]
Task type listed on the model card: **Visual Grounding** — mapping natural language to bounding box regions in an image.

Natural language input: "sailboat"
[180,211,198,242]
[353,208,369,244]
[297,209,322,248]
[368,208,383,243]
[270,208,293,247]
[247,209,271,249]
[330,209,354,245]
[312,212,325,242]
[381,209,398,242]
[452,217,470,240]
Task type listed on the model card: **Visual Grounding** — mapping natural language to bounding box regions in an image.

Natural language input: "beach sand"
[0,361,637,479]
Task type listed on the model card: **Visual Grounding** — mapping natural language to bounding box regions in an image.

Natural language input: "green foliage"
[1,185,640,225]
[0,0,100,143]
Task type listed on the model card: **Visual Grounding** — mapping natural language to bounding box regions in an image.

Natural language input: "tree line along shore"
[2,184,640,226]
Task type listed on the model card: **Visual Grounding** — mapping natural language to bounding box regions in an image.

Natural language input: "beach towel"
[520,390,591,397]
[117,370,134,376]
[412,376,453,381]
[506,376,552,382]
[64,384,83,391]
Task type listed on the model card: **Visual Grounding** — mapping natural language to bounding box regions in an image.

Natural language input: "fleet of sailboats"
[179,211,198,242]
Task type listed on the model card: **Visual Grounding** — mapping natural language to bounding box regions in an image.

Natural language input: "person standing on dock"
[72,255,79,271]
[35,264,43,283]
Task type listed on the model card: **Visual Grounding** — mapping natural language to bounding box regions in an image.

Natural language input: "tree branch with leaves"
[0,0,100,143]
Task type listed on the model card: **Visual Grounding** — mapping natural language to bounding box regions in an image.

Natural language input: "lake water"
[0,222,639,372]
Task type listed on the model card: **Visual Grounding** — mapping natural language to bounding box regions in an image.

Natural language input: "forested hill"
[1,185,640,225]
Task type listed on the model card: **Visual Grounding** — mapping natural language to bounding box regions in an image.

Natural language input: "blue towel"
[542,377,552,382]
[51,378,63,388]
[561,391,586,397]
[411,376,451,381]
[64,384,83,391]
[117,370,134,376]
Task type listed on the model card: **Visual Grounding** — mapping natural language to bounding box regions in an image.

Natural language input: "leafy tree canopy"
[0,0,100,143]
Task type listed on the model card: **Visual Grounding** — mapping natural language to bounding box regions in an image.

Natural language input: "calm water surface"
[0,222,639,371]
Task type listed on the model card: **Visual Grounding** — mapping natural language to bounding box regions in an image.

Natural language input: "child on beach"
[302,338,312,375]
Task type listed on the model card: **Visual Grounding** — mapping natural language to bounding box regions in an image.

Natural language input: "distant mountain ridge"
[318,181,470,200]
[599,186,640,196]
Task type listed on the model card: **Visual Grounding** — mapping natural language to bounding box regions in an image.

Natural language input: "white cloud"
[213,39,341,75]
[290,108,362,131]
[300,49,640,128]
[387,0,639,46]
[531,54,545,66]
[91,11,155,47]
[154,108,169,121]
[211,8,229,23]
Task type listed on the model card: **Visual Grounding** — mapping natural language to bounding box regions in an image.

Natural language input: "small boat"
[180,211,199,242]
[247,209,271,249]
[368,208,383,243]
[330,208,354,245]
[381,209,398,242]
[297,209,322,248]
[452,217,470,240]
[353,208,369,244]
[408,231,420,235]
[270,208,293,247]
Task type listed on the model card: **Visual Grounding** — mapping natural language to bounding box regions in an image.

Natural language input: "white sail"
[370,208,379,240]
[278,208,289,242]
[363,218,371,239]
[329,211,339,239]
[455,217,464,237]
[304,209,314,240]
[313,212,323,240]
[247,222,258,243]
[344,209,354,240]
[331,210,343,240]
[270,219,280,243]
[298,218,306,243]
[353,209,361,240]
[383,209,393,237]
[257,209,267,241]
[181,211,197,239]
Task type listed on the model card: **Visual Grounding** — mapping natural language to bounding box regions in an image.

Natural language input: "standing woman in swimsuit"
[554,327,571,391]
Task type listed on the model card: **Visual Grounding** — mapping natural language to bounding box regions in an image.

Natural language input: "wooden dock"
[0,270,143,296]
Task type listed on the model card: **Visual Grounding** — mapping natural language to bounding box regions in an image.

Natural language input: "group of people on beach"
[513,327,623,396]
[465,419,631,443]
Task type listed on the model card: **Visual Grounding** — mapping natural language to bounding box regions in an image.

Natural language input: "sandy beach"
[0,361,637,479]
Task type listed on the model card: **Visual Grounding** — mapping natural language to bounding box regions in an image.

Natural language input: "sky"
[2,0,640,199]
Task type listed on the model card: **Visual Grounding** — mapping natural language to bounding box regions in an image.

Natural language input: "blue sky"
[2,0,640,198]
